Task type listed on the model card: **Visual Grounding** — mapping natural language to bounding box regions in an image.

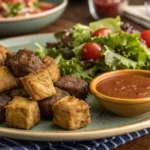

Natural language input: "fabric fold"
[0,128,150,150]
[123,5,150,28]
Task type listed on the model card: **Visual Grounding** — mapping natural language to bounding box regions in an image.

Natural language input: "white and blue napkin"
[0,128,149,150]
[123,5,150,28]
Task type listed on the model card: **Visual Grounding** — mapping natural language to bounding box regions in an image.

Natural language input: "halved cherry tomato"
[141,30,150,48]
[93,28,112,37]
[81,42,103,60]
[39,2,55,11]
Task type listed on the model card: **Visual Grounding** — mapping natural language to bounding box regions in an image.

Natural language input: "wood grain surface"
[2,0,150,149]
[36,0,147,34]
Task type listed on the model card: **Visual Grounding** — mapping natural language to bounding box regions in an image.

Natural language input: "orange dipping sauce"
[96,73,150,99]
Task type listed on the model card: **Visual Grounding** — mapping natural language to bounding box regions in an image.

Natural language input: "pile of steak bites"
[0,45,91,130]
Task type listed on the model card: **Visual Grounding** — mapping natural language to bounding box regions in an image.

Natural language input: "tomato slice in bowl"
[39,2,55,11]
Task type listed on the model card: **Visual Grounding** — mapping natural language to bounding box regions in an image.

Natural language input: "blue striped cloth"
[0,128,150,150]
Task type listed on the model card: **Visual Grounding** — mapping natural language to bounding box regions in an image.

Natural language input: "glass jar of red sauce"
[94,0,121,17]
[88,0,128,19]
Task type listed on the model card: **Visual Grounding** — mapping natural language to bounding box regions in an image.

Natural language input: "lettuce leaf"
[89,17,122,33]
[72,44,84,60]
[70,24,92,47]
[35,43,62,59]
[93,32,148,67]
[55,55,83,77]
[55,55,97,83]
[35,43,48,58]
[35,43,74,59]
[101,46,138,71]
[2,2,24,17]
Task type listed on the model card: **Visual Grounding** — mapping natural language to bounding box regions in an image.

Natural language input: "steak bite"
[9,88,29,98]
[0,66,17,93]
[38,87,70,120]
[20,69,56,101]
[6,48,45,77]
[0,45,8,67]
[54,75,88,99]
[5,96,40,130]
[52,96,91,130]
[42,56,60,82]
[0,94,11,123]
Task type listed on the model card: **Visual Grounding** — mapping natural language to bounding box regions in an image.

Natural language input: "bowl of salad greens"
[35,17,150,84]
[0,0,68,37]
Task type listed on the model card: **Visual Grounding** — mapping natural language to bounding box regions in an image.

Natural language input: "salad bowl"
[0,0,68,37]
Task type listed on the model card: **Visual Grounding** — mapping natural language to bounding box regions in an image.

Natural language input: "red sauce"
[96,73,150,99]
[93,0,121,18]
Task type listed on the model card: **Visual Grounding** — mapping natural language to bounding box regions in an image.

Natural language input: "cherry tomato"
[39,2,55,11]
[141,30,150,48]
[93,28,112,37]
[81,42,103,60]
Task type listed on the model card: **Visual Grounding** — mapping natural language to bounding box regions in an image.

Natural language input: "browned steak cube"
[54,75,88,99]
[0,94,11,123]
[6,49,45,77]
[9,88,29,98]
[38,87,70,120]
[0,45,8,67]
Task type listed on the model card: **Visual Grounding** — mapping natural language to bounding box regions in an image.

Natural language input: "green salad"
[36,17,150,83]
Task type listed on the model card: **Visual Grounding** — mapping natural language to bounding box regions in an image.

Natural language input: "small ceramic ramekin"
[90,69,150,117]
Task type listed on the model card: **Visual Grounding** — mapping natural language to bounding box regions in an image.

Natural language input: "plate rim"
[0,118,150,141]
[0,33,150,141]
[0,33,52,41]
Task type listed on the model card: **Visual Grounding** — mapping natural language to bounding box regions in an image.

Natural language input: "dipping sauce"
[93,0,121,18]
[96,73,150,99]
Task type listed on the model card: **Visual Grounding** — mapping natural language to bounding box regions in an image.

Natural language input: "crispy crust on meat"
[20,69,56,101]
[52,96,91,130]
[0,45,8,67]
[5,96,40,130]
[42,56,60,82]
[0,66,17,93]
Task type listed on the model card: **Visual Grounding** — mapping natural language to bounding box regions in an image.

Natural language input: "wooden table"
[3,0,150,149]
[37,0,147,34]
